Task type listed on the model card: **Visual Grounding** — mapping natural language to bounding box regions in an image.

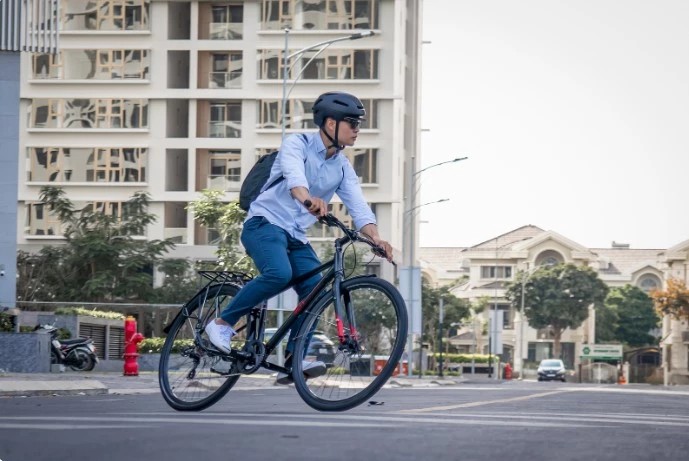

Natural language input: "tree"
[152,258,204,305]
[17,186,174,303]
[604,285,658,347]
[187,190,253,274]
[594,297,619,344]
[506,263,609,359]
[421,281,471,354]
[651,278,689,320]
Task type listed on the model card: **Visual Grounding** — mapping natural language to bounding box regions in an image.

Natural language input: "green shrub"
[0,313,13,332]
[430,353,497,364]
[138,337,246,354]
[55,307,125,320]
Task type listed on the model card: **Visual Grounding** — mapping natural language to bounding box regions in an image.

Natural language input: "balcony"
[164,228,188,245]
[209,23,242,40]
[209,71,242,89]
[209,121,241,138]
[207,174,240,191]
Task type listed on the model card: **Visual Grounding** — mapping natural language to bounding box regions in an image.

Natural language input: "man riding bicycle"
[205,91,394,384]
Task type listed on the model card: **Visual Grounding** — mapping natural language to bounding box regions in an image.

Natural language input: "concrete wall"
[0,332,51,372]
[0,52,19,307]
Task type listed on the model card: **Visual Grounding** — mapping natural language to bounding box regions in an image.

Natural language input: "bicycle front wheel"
[159,284,241,411]
[292,276,408,411]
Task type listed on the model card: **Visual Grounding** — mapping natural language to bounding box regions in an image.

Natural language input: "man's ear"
[325,117,336,132]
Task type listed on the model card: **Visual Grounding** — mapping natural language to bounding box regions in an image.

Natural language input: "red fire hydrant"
[123,316,144,376]
[504,362,513,380]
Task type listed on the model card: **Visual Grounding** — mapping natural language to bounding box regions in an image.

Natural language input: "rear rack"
[197,270,253,286]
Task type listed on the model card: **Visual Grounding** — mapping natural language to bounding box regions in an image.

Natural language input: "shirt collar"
[313,131,341,159]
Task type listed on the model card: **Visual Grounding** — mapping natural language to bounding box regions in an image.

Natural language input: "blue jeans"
[220,216,322,357]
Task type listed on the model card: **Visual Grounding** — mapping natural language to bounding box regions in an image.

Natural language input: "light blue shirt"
[247,131,376,243]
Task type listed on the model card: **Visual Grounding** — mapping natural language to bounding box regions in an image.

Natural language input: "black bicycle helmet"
[312,92,366,127]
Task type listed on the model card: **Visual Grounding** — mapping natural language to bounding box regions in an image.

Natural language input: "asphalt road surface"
[1,381,688,461]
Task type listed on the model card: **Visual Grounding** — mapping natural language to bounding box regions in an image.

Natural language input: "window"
[638,274,661,293]
[25,204,62,236]
[209,52,243,88]
[480,266,513,279]
[32,52,62,79]
[257,99,378,129]
[344,148,377,184]
[258,49,378,80]
[30,99,148,129]
[209,102,242,138]
[260,0,379,30]
[535,250,563,267]
[210,4,243,39]
[86,148,147,182]
[33,50,149,80]
[62,0,150,31]
[28,147,147,183]
[208,150,241,190]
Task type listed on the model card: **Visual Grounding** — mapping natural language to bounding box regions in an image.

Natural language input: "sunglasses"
[342,117,363,130]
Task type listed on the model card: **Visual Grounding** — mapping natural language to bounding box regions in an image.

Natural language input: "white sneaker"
[276,360,327,385]
[205,321,236,354]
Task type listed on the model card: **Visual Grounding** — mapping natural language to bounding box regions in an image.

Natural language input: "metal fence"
[17,300,183,339]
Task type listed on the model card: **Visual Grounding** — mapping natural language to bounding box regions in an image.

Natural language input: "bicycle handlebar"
[303,200,391,262]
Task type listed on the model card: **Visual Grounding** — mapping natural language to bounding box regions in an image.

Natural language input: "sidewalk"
[0,370,472,397]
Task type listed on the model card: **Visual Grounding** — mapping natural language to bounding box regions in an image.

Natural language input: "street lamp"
[403,156,468,377]
[280,28,375,140]
[517,262,540,377]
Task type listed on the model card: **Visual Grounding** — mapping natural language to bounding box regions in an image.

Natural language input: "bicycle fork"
[332,240,361,353]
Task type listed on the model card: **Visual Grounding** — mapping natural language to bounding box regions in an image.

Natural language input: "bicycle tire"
[159,284,242,411]
[292,277,408,411]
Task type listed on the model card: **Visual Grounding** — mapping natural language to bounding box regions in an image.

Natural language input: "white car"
[537,359,566,382]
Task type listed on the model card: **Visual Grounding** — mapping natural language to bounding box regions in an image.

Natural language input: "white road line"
[0,424,150,430]
[0,415,395,429]
[0,414,602,429]
[398,390,569,413]
[399,412,689,427]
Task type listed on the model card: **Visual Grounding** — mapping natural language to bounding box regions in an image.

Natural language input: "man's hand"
[304,196,328,217]
[372,237,394,263]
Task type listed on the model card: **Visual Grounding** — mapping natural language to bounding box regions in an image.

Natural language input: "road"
[1,381,688,461]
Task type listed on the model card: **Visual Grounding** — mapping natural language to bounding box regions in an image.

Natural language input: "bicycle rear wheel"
[292,277,408,411]
[159,284,241,411]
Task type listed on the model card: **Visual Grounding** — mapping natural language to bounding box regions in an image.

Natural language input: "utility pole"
[438,297,444,378]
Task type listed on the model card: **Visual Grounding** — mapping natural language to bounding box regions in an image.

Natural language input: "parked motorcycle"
[35,324,98,371]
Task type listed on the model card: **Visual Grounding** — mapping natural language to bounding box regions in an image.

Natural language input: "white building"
[420,226,689,384]
[17,0,423,284]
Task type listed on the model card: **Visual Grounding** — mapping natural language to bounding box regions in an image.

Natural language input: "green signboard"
[580,344,623,360]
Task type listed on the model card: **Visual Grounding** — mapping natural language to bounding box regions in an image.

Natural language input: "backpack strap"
[264,133,309,192]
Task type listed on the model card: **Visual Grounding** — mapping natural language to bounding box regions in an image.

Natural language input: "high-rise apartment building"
[17,0,423,283]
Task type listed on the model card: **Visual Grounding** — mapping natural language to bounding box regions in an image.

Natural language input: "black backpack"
[238,134,309,211]
[238,151,281,211]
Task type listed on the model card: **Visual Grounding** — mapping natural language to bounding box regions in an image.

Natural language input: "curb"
[0,379,108,397]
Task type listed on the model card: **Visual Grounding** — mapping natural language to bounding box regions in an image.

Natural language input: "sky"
[417,0,689,250]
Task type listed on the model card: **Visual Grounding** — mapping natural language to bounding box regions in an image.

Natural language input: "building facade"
[420,227,689,384]
[17,0,423,284]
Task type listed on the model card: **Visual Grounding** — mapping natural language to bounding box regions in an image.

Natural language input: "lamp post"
[517,262,540,377]
[280,28,375,140]
[404,156,468,377]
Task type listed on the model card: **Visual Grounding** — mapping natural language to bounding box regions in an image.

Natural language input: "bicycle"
[158,212,408,412]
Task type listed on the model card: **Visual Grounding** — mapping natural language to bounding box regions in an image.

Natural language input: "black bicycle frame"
[163,232,372,376]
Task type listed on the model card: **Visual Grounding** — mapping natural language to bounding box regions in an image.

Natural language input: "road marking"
[0,415,396,429]
[0,423,150,430]
[398,390,569,413]
[0,413,601,429]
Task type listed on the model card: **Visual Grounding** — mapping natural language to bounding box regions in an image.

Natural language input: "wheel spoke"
[159,284,242,411]
[292,278,407,411]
